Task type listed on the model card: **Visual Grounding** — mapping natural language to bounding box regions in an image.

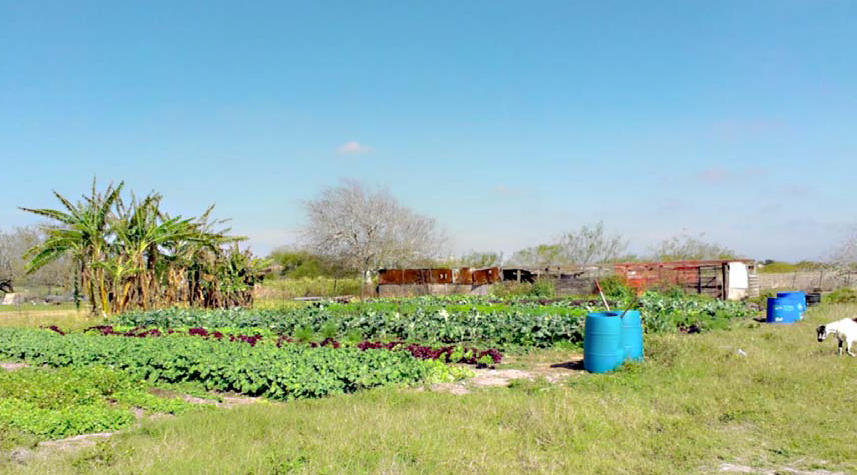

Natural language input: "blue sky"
[1,1,854,261]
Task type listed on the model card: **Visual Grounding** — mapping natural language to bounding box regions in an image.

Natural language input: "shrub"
[256,277,363,302]
[597,276,634,299]
[825,288,857,304]
[491,280,555,299]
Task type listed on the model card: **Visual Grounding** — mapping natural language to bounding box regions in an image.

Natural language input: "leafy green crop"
[0,329,433,401]
[119,307,588,347]
[118,291,751,347]
[0,366,193,440]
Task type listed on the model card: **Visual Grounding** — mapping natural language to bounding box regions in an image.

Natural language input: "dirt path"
[718,461,844,475]
[430,354,585,395]
[0,361,29,371]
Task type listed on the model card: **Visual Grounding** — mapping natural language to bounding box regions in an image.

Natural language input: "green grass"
[3,304,856,474]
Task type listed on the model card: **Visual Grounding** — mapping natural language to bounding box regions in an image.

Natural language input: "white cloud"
[337,141,373,154]
[697,167,732,184]
[492,184,521,197]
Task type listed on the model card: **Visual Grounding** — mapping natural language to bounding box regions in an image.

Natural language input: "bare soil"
[0,361,29,371]
[430,354,585,395]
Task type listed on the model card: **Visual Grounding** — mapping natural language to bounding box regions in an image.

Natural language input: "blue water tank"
[620,310,643,361]
[584,311,624,373]
[776,291,806,320]
[766,297,800,324]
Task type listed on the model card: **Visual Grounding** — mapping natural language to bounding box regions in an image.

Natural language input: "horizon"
[2,1,854,262]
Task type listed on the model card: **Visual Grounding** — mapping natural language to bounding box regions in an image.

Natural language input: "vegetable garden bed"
[0,329,444,401]
[118,291,753,347]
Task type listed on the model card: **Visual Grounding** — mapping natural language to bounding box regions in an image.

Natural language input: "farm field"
[1,296,855,474]
[3,4,854,474]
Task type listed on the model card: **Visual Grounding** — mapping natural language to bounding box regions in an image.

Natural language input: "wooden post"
[697,267,702,295]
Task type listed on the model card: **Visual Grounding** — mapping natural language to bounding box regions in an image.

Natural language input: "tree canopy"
[20,179,266,315]
[648,234,740,261]
[507,222,628,267]
[302,179,446,279]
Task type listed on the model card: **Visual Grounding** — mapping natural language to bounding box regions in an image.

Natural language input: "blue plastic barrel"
[584,311,624,373]
[766,297,800,324]
[620,310,643,361]
[776,292,806,320]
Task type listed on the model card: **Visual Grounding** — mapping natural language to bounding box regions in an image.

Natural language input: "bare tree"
[0,226,73,297]
[508,222,628,267]
[649,233,739,261]
[456,251,504,268]
[302,179,446,289]
[557,221,628,265]
[507,244,566,268]
[0,232,13,285]
[829,223,857,286]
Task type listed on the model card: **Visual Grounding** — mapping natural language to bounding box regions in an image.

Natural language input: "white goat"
[816,319,857,356]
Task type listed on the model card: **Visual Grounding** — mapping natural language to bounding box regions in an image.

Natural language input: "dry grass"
[0,306,99,332]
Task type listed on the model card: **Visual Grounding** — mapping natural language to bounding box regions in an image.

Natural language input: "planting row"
[0,328,442,400]
[120,307,584,347]
[119,291,752,347]
[45,325,503,366]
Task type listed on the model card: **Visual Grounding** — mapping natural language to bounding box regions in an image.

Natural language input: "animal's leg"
[848,339,856,357]
[838,340,843,356]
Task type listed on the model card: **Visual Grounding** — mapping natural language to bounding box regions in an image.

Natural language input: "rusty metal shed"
[378,268,453,285]
[612,260,757,299]
[471,267,501,285]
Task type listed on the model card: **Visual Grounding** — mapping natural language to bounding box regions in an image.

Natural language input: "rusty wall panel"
[472,267,500,284]
[472,269,488,285]
[402,269,422,285]
[429,269,453,284]
[378,269,403,285]
[454,267,473,284]
[613,263,725,295]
